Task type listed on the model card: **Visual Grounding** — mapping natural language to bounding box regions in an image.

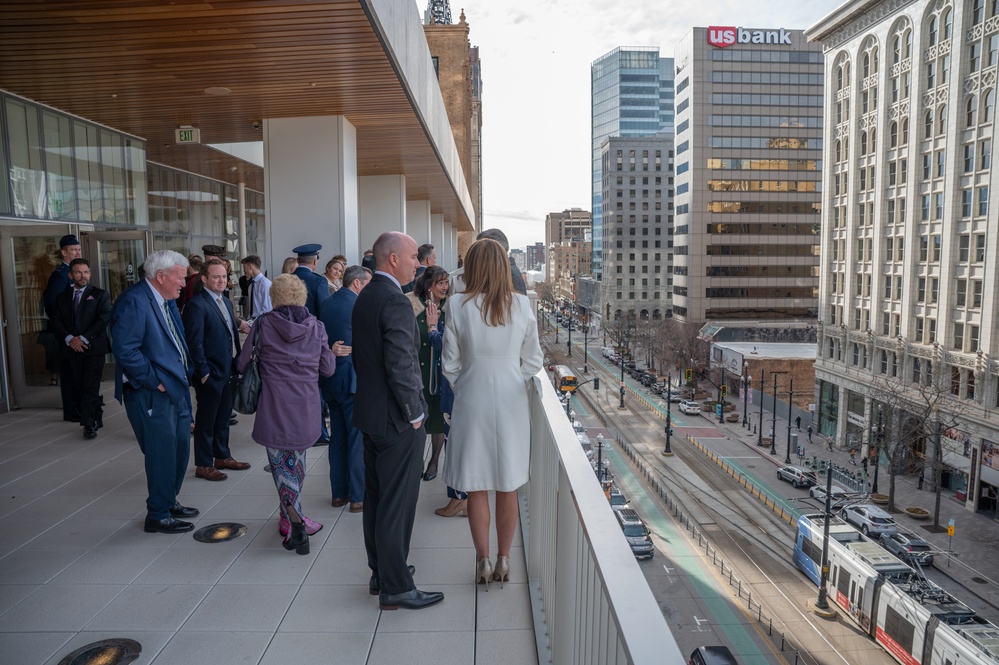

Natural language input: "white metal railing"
[524,374,684,665]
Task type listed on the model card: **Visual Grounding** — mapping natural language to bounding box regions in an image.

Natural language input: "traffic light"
[593,377,600,390]
[720,385,727,397]
[685,368,692,382]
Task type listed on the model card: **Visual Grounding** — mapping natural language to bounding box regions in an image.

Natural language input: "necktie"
[247,279,255,318]
[217,295,237,357]
[73,289,83,316]
[163,303,188,371]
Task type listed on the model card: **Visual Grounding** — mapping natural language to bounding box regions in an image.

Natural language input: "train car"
[793,513,999,665]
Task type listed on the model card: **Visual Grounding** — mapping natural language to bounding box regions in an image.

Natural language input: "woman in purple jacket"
[238,274,334,554]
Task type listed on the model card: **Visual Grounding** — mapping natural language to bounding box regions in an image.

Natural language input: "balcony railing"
[525,373,683,664]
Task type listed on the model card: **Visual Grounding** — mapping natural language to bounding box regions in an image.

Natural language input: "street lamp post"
[567,311,572,357]
[815,469,834,610]
[769,373,778,456]
[582,308,589,373]
[619,336,627,410]
[785,377,794,464]
[663,371,673,455]
[871,412,883,494]
[757,370,766,447]
[741,363,750,427]
[717,367,726,423]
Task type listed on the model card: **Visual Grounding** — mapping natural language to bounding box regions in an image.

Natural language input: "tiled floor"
[0,387,537,665]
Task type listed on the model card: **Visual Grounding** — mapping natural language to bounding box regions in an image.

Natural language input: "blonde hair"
[269,273,308,308]
[462,239,513,326]
[281,257,298,274]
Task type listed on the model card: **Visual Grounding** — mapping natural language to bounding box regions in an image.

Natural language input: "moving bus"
[554,365,577,393]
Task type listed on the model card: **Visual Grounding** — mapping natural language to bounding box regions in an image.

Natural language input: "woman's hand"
[425,299,440,327]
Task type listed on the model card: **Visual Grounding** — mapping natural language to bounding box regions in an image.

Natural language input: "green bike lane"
[602,442,784,665]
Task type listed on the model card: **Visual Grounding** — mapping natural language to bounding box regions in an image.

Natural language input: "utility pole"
[785,377,794,464]
[663,371,673,456]
[757,370,765,447]
[769,373,778,456]
[815,469,834,610]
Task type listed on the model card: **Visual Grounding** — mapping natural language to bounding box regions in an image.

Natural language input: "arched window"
[901,118,909,144]
[870,128,877,151]
[890,122,899,147]
[928,16,938,45]
[985,90,996,123]
[860,131,868,155]
[892,36,901,64]
[973,0,984,24]
[835,140,842,162]
[968,95,979,127]
[924,111,933,138]
[837,66,845,91]
[863,52,871,78]
[942,9,952,39]
[938,105,948,135]
[904,31,911,59]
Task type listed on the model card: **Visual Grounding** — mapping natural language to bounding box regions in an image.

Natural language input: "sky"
[420,0,845,251]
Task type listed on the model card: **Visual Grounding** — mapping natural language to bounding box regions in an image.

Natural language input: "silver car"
[880,532,934,566]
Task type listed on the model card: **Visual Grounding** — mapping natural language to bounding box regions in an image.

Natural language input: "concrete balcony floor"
[0,384,538,665]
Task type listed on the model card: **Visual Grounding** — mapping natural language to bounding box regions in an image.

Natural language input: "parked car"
[841,503,897,536]
[615,508,654,559]
[777,465,817,488]
[880,532,934,566]
[688,646,739,665]
[679,400,702,415]
[667,391,683,403]
[809,484,850,507]
[608,488,630,511]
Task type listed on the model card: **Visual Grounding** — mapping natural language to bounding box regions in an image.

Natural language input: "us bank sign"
[707,26,793,48]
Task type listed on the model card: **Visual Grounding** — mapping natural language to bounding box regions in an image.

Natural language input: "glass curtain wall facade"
[591,48,675,285]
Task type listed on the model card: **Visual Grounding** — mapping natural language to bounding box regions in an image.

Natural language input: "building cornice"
[806,0,916,51]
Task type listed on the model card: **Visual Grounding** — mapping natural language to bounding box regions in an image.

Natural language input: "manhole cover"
[58,638,141,665]
[971,577,990,585]
[193,522,248,543]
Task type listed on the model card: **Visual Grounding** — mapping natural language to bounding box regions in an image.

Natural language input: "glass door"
[0,224,75,410]
[80,230,150,301]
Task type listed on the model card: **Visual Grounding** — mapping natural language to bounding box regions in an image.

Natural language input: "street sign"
[947,525,955,536]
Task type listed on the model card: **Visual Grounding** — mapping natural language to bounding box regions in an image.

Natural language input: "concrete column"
[406,201,432,245]
[359,175,406,253]
[263,116,358,276]
[237,181,247,260]
[429,214,445,268]
[448,223,458,269]
[836,384,849,450]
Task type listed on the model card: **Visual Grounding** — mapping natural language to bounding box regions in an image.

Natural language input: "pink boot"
[280,514,323,537]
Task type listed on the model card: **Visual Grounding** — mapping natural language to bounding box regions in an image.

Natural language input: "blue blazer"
[318,287,357,394]
[111,280,194,405]
[293,266,330,316]
[182,288,241,387]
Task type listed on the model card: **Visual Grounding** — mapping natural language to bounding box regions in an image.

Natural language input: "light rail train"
[793,513,999,665]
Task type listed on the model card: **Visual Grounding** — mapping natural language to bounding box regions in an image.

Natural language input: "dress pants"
[123,386,191,520]
[362,425,424,595]
[67,354,105,428]
[59,356,81,420]
[192,376,236,467]
[323,388,365,502]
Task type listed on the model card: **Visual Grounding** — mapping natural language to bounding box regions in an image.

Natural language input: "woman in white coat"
[442,238,544,588]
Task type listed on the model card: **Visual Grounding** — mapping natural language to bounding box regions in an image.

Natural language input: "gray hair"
[144,250,188,277]
[477,228,509,252]
[342,264,369,288]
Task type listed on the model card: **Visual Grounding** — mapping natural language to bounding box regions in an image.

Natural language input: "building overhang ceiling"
[0,0,473,230]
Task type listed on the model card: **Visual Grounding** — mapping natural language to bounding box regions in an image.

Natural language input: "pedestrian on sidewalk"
[849,449,857,465]
[918,469,925,490]
[795,415,801,431]
[807,425,813,442]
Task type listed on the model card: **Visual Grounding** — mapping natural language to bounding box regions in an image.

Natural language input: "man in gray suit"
[352,232,443,611]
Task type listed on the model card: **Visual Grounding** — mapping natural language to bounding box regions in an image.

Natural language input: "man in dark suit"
[352,232,443,611]
[291,243,331,316]
[50,258,111,439]
[112,250,199,534]
[319,265,371,512]
[44,234,83,421]
[182,259,250,482]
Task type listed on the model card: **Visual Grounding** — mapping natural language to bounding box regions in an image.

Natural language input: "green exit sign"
[175,127,201,144]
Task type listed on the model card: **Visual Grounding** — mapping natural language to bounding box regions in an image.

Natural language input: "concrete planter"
[904,506,930,519]
[870,494,889,505]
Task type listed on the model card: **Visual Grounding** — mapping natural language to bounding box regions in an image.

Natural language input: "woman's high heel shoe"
[282,504,310,555]
[434,498,467,517]
[476,557,493,590]
[492,555,510,588]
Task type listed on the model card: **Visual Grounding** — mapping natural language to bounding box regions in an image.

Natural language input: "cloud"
[511,11,530,24]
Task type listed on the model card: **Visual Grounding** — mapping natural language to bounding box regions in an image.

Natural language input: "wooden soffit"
[0,0,472,229]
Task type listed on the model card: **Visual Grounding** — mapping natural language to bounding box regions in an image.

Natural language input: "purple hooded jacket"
[237,305,334,450]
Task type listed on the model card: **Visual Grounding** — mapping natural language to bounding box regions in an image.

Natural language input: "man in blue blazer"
[112,250,200,534]
[319,264,371,512]
[182,259,250,482]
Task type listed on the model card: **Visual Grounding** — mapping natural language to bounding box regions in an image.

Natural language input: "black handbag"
[232,315,264,414]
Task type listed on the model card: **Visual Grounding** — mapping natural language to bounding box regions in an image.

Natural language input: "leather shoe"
[83,427,97,440]
[349,502,364,513]
[378,588,444,611]
[229,416,238,426]
[214,457,250,471]
[144,517,194,534]
[369,565,417,595]
[169,503,199,518]
[331,497,348,507]
[195,466,227,481]
[314,437,330,446]
[63,415,80,422]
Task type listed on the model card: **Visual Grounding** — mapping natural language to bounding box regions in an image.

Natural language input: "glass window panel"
[100,129,126,223]
[125,138,147,226]
[5,98,46,218]
[73,121,101,222]
[42,111,77,220]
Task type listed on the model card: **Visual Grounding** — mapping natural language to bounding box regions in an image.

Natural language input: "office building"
[807,1,998,513]
[526,241,545,271]
[671,27,824,324]
[600,134,674,322]
[545,209,592,304]
[591,47,676,284]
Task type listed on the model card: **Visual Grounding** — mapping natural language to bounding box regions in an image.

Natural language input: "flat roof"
[715,342,817,360]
